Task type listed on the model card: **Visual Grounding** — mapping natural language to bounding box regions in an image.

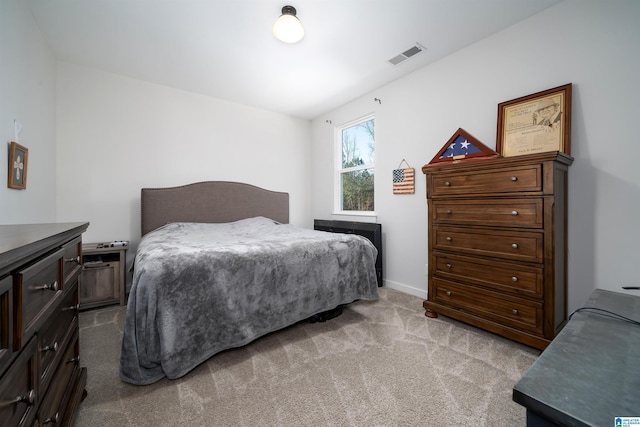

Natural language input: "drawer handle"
[2,390,35,407]
[63,303,80,312]
[511,210,519,216]
[43,342,59,353]
[511,243,518,249]
[43,412,60,424]
[446,263,452,269]
[512,276,518,282]
[446,209,452,214]
[511,176,518,182]
[446,236,452,242]
[444,181,451,186]
[446,291,452,296]
[38,280,59,291]
[512,309,519,315]
[69,356,81,365]
[65,256,80,263]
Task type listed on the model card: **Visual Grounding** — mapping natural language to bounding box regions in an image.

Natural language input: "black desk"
[513,289,640,426]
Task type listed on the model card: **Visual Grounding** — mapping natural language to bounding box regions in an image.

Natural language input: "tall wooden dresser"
[422,152,572,350]
[0,222,89,426]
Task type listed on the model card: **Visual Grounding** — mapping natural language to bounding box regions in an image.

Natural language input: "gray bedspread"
[119,217,379,385]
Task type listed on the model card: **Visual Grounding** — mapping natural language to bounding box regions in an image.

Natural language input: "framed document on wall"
[496,83,572,157]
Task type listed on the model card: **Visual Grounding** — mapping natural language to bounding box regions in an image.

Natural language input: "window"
[336,115,375,213]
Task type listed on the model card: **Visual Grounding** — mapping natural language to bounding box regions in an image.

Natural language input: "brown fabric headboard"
[141,181,290,236]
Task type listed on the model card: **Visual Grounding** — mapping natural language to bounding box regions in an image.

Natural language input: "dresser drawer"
[429,164,542,197]
[432,252,543,298]
[0,276,13,375]
[14,250,64,350]
[0,337,37,427]
[431,198,543,228]
[38,283,78,392]
[433,226,543,263]
[432,278,543,334]
[36,330,80,426]
[61,237,82,287]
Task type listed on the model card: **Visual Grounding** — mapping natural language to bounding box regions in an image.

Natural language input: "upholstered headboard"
[140,181,290,236]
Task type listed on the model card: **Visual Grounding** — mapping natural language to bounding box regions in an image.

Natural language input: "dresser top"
[513,289,640,425]
[422,151,573,174]
[0,222,89,275]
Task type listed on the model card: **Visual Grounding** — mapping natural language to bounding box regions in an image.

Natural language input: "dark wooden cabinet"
[0,222,88,427]
[422,152,572,350]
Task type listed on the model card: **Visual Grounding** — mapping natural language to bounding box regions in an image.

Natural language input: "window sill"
[331,211,378,220]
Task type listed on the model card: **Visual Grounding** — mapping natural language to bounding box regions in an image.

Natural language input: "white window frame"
[334,113,376,216]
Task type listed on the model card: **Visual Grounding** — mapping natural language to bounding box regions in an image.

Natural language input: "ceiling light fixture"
[273,5,304,43]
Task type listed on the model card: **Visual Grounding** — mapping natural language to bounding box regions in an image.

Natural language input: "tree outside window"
[337,116,375,212]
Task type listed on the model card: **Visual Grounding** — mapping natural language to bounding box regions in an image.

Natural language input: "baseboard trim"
[383,279,427,299]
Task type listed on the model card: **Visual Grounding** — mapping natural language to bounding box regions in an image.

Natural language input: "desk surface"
[513,289,640,426]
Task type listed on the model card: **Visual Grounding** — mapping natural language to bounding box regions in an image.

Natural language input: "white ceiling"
[26,0,561,120]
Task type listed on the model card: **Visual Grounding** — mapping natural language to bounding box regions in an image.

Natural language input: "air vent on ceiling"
[388,43,426,66]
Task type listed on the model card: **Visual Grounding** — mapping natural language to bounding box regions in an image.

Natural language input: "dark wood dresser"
[422,152,572,349]
[0,222,89,426]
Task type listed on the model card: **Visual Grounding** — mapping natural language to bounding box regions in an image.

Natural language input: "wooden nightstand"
[80,242,128,310]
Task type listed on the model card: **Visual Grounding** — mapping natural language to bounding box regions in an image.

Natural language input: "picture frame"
[425,128,499,167]
[8,141,28,189]
[496,83,572,158]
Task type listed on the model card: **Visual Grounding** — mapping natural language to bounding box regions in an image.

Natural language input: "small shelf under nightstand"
[80,242,127,310]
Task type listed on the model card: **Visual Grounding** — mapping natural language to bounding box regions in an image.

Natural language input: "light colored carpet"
[75,287,538,426]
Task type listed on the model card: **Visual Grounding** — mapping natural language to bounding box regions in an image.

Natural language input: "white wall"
[55,63,312,250]
[0,0,57,224]
[311,0,640,312]
[5,0,640,313]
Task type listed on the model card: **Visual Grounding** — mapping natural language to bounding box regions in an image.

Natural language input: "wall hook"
[374,98,381,104]
[325,119,332,124]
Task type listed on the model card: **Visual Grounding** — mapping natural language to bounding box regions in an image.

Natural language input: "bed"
[119,181,379,385]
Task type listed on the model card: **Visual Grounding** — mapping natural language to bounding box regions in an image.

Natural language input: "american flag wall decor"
[393,159,415,194]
